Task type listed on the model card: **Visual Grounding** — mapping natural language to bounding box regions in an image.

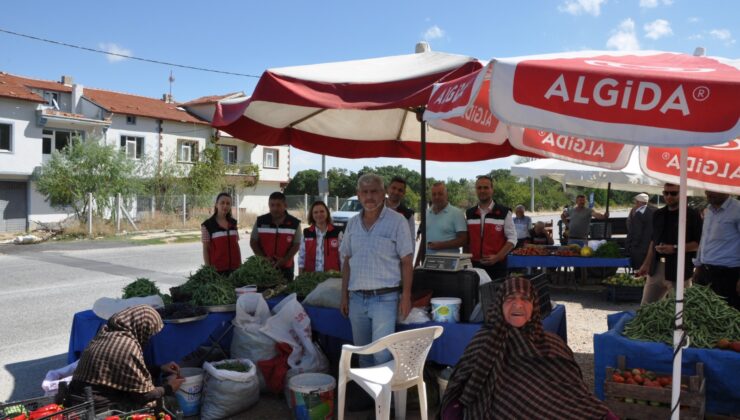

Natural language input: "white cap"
[634,193,649,203]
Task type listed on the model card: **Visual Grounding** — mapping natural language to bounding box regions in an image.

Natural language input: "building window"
[178,140,199,163]
[42,129,75,154]
[43,91,60,109]
[120,135,143,159]
[219,145,237,165]
[0,123,11,152]
[126,115,137,125]
[263,148,279,169]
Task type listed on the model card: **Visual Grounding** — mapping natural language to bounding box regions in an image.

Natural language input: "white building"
[0,72,290,232]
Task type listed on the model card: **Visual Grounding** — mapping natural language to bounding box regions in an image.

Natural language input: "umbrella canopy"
[212,50,528,161]
[425,49,740,419]
[510,150,702,196]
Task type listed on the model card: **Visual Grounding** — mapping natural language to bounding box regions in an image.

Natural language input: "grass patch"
[128,234,201,246]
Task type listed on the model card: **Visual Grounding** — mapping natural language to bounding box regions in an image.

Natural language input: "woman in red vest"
[201,192,242,275]
[298,201,343,274]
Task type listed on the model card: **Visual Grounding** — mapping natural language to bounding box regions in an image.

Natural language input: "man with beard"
[638,183,702,305]
[385,176,416,246]
[693,191,740,310]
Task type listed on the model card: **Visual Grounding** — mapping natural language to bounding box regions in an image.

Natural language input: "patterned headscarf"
[441,277,608,419]
[73,305,164,393]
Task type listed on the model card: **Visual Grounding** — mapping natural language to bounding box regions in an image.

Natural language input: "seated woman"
[530,221,555,245]
[69,305,185,412]
[441,277,614,420]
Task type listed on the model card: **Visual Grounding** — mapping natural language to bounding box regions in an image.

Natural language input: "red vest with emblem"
[256,213,301,268]
[302,224,342,272]
[202,216,241,272]
[466,203,511,262]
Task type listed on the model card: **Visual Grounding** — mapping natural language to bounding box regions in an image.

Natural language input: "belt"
[352,287,401,296]
[704,264,739,271]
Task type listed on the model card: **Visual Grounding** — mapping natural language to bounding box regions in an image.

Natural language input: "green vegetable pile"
[623,285,740,348]
[593,241,622,258]
[603,273,645,287]
[286,270,341,298]
[122,277,173,304]
[214,360,251,373]
[182,265,235,306]
[228,256,285,288]
[122,278,161,298]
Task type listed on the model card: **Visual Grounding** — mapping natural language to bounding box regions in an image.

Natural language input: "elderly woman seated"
[529,221,555,245]
[441,277,615,420]
[68,305,185,412]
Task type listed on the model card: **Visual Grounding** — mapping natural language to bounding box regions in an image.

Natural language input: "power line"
[0,27,261,78]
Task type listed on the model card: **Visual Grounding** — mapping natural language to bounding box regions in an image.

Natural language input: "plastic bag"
[231,293,277,390]
[261,294,329,374]
[399,307,432,324]
[200,358,259,420]
[92,295,164,320]
[302,277,342,308]
[41,360,78,396]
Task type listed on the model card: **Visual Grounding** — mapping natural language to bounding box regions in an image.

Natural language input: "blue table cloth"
[68,302,566,369]
[594,311,740,416]
[68,310,235,366]
[508,255,630,268]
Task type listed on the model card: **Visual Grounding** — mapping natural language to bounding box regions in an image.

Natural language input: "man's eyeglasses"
[663,191,679,196]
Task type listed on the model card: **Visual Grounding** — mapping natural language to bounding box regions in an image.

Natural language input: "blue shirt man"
[695,192,740,310]
[340,173,414,367]
[425,182,468,255]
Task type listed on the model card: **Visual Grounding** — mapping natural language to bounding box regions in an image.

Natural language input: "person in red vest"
[250,192,302,281]
[201,192,242,275]
[298,201,343,274]
[465,176,517,280]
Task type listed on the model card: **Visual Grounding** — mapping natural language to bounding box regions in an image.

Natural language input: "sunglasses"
[662,191,679,196]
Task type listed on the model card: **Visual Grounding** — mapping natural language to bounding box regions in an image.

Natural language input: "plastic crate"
[1,386,95,420]
[479,272,551,322]
[605,284,643,303]
[95,404,182,420]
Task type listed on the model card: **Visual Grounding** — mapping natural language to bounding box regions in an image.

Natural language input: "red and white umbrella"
[425,49,740,418]
[212,50,529,161]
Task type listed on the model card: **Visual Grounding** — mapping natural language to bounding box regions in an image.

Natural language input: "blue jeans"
[348,291,399,367]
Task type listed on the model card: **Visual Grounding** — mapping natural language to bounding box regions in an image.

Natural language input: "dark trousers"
[473,260,508,281]
[280,267,295,282]
[696,265,740,310]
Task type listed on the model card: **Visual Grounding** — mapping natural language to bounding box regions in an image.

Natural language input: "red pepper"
[11,414,28,420]
[127,415,156,420]
[28,404,62,420]
[105,416,121,420]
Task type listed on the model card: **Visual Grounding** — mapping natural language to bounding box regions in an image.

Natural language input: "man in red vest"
[465,176,517,280]
[250,192,302,281]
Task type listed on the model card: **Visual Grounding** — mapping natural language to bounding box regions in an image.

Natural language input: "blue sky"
[1,0,737,180]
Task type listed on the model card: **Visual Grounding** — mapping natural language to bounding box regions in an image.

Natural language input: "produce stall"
[67,299,566,369]
[507,255,630,269]
[594,312,740,415]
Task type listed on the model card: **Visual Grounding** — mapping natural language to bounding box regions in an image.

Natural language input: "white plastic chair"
[337,326,443,420]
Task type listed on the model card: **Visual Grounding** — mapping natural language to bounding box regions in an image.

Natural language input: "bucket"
[288,373,336,420]
[431,297,461,323]
[175,367,203,416]
[437,366,453,398]
[235,285,258,296]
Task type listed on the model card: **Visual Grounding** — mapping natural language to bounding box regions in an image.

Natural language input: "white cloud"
[423,25,445,41]
[710,28,736,45]
[644,19,673,39]
[688,33,704,40]
[687,16,700,23]
[98,43,132,62]
[639,0,672,7]
[558,0,606,16]
[606,18,640,50]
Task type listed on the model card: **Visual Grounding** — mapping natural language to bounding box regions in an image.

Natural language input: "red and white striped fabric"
[212,51,530,161]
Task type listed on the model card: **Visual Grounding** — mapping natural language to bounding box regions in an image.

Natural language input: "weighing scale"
[422,252,473,271]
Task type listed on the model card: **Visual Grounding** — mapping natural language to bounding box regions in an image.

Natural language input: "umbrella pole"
[419,112,427,263]
[605,182,611,216]
[670,147,689,420]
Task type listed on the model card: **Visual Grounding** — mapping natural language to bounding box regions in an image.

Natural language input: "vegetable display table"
[594,311,740,416]
[68,301,566,370]
[507,255,630,268]
[68,310,234,366]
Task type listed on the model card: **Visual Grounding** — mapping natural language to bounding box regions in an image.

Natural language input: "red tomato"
[634,375,644,385]
[625,378,636,385]
[612,374,625,383]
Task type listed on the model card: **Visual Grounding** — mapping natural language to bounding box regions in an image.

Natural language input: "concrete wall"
[0,99,44,176]
[27,181,73,228]
[236,181,284,215]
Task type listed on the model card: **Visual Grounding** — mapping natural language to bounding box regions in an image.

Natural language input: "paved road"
[0,237,254,402]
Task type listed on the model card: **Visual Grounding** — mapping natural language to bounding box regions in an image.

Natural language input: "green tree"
[183,145,228,207]
[328,168,358,197]
[284,169,321,195]
[33,137,140,219]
